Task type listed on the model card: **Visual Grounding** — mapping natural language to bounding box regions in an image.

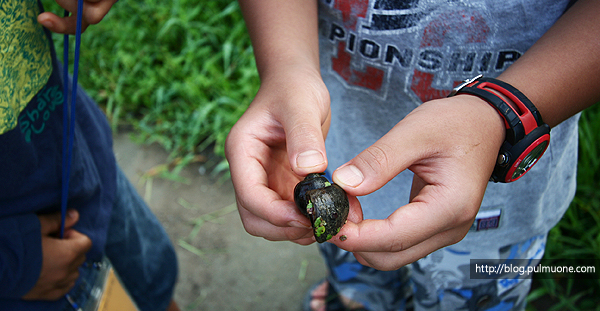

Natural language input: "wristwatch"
[448,75,550,183]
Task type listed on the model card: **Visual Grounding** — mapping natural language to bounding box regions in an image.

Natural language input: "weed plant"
[527,104,600,311]
[44,0,259,178]
[42,0,598,309]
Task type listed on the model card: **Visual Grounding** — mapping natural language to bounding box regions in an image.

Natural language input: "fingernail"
[68,209,77,218]
[296,150,325,169]
[334,165,364,187]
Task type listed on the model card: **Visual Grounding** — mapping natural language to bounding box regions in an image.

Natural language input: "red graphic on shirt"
[333,41,385,91]
[332,1,385,91]
[334,0,368,29]
[411,11,490,102]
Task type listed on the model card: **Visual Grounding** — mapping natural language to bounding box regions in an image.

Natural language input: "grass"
[527,104,600,311]
[42,0,599,309]
[44,0,259,179]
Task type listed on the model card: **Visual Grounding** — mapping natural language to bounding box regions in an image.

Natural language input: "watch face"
[511,140,549,180]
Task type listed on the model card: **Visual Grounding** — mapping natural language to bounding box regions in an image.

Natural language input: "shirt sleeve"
[0,213,43,298]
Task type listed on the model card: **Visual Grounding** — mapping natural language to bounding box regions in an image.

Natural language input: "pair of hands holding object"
[225,62,505,271]
[225,0,600,271]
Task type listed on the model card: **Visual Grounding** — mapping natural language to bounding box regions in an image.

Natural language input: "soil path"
[113,132,326,310]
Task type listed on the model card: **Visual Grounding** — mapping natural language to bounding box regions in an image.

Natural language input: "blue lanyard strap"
[60,0,84,239]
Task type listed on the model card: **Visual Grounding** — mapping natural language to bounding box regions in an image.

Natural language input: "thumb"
[39,209,80,236]
[284,110,330,176]
[331,125,418,196]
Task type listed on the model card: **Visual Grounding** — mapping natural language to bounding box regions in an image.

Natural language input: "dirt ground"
[112,132,326,311]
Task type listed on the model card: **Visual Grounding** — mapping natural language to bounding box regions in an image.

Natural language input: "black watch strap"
[448,75,551,183]
[449,75,544,144]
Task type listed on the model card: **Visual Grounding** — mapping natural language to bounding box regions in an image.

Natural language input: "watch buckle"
[448,74,483,97]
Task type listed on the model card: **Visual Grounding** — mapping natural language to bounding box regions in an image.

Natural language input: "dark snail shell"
[293,173,349,243]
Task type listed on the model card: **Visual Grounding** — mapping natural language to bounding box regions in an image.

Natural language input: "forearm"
[238,0,320,81]
[498,0,600,127]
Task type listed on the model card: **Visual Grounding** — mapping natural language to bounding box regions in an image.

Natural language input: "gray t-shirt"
[318,0,578,249]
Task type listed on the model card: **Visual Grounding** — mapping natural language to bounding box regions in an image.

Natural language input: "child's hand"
[328,95,506,271]
[22,210,92,300]
[37,0,117,34]
[225,66,339,245]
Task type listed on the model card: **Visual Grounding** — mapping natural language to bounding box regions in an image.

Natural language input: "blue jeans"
[319,234,547,311]
[60,167,178,311]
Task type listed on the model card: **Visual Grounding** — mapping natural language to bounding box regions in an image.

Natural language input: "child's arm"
[329,0,600,270]
[237,0,321,84]
[226,0,340,244]
[499,0,600,127]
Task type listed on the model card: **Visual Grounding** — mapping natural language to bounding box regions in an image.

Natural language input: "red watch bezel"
[504,131,550,182]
